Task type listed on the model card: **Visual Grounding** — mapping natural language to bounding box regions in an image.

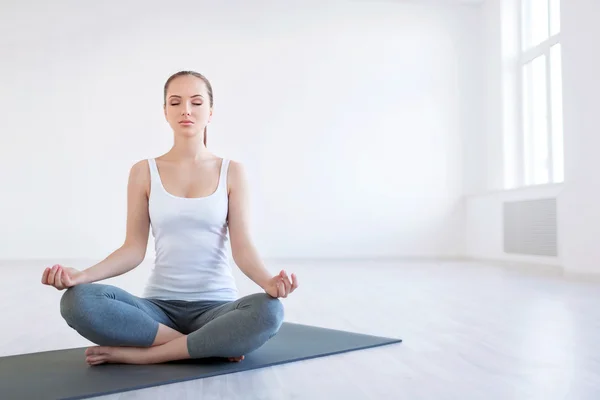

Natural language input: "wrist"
[236,258,271,289]
[254,270,272,290]
[78,269,92,285]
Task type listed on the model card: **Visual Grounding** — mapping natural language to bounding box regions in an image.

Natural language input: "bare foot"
[85,346,114,365]
[85,346,148,365]
[85,345,245,365]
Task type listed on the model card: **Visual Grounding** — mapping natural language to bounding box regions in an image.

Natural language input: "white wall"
[0,0,481,262]
[465,0,503,195]
[558,0,600,275]
[466,0,600,274]
[466,0,524,196]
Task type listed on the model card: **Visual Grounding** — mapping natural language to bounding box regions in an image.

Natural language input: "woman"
[40,70,298,366]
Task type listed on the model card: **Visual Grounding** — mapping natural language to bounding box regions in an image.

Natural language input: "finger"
[278,280,286,298]
[43,265,56,285]
[282,280,288,298]
[48,265,58,286]
[53,265,63,287]
[55,268,64,290]
[41,267,50,284]
[281,271,292,294]
[290,273,299,292]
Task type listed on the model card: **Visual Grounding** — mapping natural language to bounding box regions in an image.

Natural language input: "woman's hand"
[264,270,298,298]
[41,264,84,290]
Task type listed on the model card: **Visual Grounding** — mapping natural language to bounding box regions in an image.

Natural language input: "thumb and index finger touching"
[41,264,72,290]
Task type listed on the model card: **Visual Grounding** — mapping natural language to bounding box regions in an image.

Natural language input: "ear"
[208,107,213,123]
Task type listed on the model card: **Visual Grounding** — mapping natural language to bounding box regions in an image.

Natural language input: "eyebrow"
[168,94,204,99]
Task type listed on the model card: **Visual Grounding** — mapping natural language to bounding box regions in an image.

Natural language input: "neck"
[170,131,209,161]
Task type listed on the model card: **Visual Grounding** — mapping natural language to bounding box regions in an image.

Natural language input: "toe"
[86,355,106,365]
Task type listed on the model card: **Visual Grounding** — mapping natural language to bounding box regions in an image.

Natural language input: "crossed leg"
[64,288,285,365]
[60,283,181,346]
[184,292,285,360]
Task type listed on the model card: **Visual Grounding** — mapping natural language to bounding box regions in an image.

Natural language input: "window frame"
[516,0,563,187]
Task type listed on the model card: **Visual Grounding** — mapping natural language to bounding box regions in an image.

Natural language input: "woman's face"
[164,75,212,139]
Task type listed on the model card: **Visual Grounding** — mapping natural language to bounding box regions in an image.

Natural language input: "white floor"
[2,259,600,399]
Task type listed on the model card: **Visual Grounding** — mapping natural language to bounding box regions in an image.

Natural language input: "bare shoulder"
[130,159,150,181]
[226,160,249,193]
[128,159,151,196]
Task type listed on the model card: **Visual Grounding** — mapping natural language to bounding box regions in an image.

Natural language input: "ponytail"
[204,126,208,147]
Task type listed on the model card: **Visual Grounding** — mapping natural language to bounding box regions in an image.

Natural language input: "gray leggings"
[59,283,284,359]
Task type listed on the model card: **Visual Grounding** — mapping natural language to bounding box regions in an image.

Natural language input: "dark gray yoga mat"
[0,322,401,400]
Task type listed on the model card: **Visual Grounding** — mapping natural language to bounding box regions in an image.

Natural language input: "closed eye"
[169,102,202,106]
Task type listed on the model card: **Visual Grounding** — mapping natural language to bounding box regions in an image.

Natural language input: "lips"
[179,120,194,125]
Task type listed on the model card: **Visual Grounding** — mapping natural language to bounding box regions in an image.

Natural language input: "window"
[519,0,563,186]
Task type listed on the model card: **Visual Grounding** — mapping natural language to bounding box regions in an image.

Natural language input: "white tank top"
[142,158,239,302]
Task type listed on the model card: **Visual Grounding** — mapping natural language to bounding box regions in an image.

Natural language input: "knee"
[59,284,97,325]
[251,293,285,334]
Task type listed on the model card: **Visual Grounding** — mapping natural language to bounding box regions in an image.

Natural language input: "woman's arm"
[227,161,298,297]
[42,160,151,289]
[80,160,151,283]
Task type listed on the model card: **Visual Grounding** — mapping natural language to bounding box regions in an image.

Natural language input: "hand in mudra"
[41,264,84,290]
[264,270,298,298]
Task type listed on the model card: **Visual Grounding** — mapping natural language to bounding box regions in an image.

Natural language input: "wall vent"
[503,198,557,256]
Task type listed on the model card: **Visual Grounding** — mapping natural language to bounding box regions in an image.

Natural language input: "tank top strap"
[219,158,230,190]
[147,158,160,184]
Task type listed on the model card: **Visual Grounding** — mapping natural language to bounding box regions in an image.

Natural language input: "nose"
[182,102,192,115]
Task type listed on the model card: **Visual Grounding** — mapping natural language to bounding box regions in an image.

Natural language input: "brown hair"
[163,70,214,147]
